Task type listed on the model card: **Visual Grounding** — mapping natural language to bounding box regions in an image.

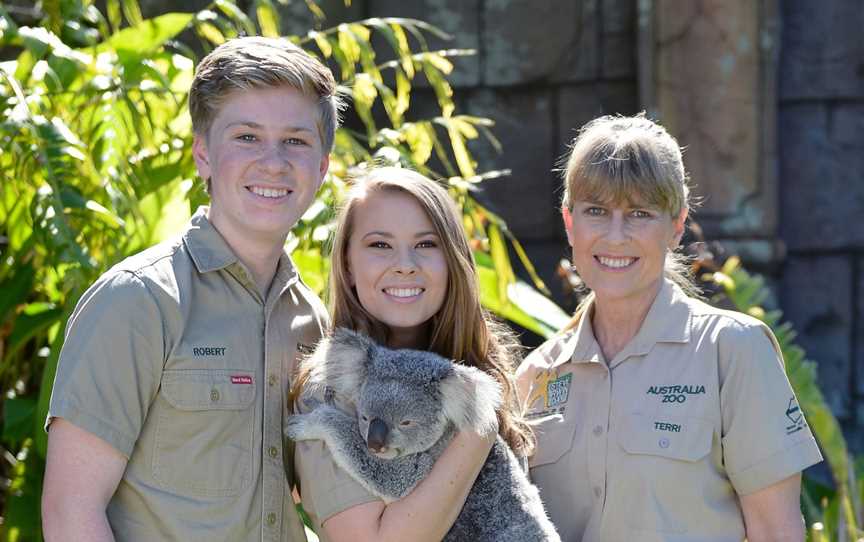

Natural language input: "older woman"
[517,114,821,542]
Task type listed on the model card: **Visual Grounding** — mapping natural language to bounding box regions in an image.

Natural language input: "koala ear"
[439,365,502,436]
[303,327,374,397]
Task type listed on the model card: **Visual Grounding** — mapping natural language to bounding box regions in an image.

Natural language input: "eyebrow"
[361,230,438,240]
[224,121,316,134]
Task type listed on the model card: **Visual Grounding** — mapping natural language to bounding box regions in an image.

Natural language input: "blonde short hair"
[189,36,343,151]
[562,113,690,217]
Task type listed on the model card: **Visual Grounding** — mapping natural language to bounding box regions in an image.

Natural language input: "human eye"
[630,209,655,219]
[284,137,307,146]
[235,133,257,142]
[368,240,391,249]
[584,206,606,217]
[416,239,438,249]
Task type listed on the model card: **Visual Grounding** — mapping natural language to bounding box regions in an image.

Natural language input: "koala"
[286,327,560,542]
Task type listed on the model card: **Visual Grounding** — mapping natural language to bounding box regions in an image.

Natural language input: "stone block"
[601,0,637,79]
[464,89,559,241]
[779,103,864,251]
[484,0,594,86]
[557,82,639,149]
[368,0,481,88]
[651,0,776,239]
[779,0,864,100]
[781,255,853,420]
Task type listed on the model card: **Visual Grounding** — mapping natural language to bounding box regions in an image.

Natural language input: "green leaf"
[121,0,144,26]
[487,223,514,304]
[255,0,281,38]
[105,13,194,66]
[477,263,554,338]
[215,0,257,37]
[3,397,37,444]
[0,261,35,324]
[4,304,63,362]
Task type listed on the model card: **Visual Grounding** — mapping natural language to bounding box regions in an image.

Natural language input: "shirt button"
[269,446,279,458]
[268,374,278,386]
[266,512,277,525]
[592,425,603,436]
[593,486,602,498]
[659,437,670,449]
[210,389,220,402]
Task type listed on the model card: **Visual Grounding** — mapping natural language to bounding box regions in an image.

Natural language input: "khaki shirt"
[517,279,822,542]
[47,208,327,542]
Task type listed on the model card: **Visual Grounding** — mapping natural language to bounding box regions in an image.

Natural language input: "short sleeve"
[719,320,822,495]
[47,270,164,457]
[293,393,380,530]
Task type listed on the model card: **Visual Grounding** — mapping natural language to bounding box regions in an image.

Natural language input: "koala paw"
[285,413,326,442]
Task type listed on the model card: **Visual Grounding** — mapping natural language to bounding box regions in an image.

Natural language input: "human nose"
[393,248,418,275]
[256,143,290,174]
[605,212,629,243]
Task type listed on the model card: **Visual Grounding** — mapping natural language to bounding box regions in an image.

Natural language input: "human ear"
[317,154,330,186]
[670,208,688,248]
[562,206,575,247]
[192,134,211,182]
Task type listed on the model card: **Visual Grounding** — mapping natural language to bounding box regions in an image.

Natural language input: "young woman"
[516,114,822,541]
[292,167,534,542]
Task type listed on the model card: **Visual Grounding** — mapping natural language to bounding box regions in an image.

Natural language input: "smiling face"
[346,189,449,349]
[193,85,329,246]
[563,199,686,307]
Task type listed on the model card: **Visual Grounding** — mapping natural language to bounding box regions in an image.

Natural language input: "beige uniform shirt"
[47,208,327,542]
[518,279,822,542]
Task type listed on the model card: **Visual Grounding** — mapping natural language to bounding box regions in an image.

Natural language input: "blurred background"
[1,0,862,539]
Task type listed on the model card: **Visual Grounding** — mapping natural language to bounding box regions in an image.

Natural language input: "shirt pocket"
[617,413,714,534]
[152,369,256,497]
[528,411,579,468]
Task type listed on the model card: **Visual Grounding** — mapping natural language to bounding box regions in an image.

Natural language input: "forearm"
[376,430,491,541]
[42,503,116,542]
[324,429,493,542]
[740,474,805,542]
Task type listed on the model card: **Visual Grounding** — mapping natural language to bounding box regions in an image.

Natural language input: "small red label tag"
[231,375,253,385]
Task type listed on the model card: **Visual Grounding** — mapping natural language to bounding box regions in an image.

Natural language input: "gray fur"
[287,328,560,542]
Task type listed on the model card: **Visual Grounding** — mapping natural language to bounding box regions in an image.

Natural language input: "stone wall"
[778,0,864,448]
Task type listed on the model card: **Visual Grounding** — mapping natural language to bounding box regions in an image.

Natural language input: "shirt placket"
[585,363,612,539]
[262,290,290,541]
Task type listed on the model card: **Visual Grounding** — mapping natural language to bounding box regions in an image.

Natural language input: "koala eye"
[399,420,414,427]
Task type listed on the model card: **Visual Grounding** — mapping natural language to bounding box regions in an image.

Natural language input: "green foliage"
[0,0,566,536]
[704,257,860,541]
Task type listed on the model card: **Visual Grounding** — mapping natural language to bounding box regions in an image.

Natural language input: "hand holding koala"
[286,328,560,542]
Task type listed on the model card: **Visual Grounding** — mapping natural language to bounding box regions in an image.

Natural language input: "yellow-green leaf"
[256,0,281,38]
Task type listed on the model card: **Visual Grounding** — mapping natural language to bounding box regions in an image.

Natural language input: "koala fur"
[286,328,560,542]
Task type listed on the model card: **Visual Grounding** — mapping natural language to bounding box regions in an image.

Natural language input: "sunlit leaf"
[255,0,281,38]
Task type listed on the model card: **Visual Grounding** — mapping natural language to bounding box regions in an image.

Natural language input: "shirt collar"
[555,277,692,367]
[183,207,239,273]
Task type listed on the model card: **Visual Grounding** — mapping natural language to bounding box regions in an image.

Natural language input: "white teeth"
[249,186,289,198]
[598,256,635,268]
[384,287,423,298]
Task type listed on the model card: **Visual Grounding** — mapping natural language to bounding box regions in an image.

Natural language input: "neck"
[591,281,662,362]
[387,325,429,350]
[207,212,286,296]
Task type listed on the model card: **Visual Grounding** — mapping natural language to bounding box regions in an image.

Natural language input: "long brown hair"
[295,166,534,455]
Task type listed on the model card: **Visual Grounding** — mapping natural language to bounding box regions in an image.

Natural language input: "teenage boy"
[42,36,341,541]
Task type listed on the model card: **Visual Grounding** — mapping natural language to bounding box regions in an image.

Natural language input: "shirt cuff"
[728,437,823,495]
[47,401,136,458]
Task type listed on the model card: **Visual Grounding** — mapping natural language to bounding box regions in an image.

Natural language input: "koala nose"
[366,418,389,452]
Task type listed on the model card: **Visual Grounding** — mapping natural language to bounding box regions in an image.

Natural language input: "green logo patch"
[547,373,572,407]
